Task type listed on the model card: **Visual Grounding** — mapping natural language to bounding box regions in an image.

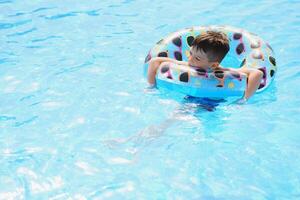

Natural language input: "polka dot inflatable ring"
[144,25,277,98]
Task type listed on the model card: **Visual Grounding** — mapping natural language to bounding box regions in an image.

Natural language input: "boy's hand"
[237,67,263,100]
[234,97,248,104]
[147,57,188,85]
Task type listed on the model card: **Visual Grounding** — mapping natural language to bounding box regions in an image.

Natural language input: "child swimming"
[147,31,263,102]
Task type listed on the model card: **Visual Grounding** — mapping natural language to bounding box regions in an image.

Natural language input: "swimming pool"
[0,0,300,199]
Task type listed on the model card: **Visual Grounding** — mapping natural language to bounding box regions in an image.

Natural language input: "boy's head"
[188,31,229,70]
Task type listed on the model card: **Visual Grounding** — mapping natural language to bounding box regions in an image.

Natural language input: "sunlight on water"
[1,0,300,199]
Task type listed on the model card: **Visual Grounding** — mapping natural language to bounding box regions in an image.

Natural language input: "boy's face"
[188,47,218,70]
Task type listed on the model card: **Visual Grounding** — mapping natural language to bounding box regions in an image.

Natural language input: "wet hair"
[191,31,230,63]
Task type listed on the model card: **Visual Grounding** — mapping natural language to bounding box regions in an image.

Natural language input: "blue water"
[0,0,300,199]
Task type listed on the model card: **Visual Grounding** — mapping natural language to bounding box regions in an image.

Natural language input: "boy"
[147,31,263,102]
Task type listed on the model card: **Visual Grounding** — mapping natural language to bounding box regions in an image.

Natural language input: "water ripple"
[89,182,134,198]
[0,0,13,4]
[112,30,134,35]
[7,12,26,17]
[0,58,8,64]
[0,115,16,121]
[44,12,77,20]
[19,95,35,102]
[31,35,62,43]
[25,45,43,49]
[31,7,56,14]
[85,9,101,16]
[13,116,38,127]
[0,19,32,30]
[6,7,56,18]
[54,61,94,75]
[155,24,168,30]
[42,9,102,20]
[114,13,139,17]
[122,0,135,4]
[7,27,37,37]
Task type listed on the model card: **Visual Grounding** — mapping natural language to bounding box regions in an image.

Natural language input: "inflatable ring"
[144,25,277,98]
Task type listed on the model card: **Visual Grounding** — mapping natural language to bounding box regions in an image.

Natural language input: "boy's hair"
[191,31,229,63]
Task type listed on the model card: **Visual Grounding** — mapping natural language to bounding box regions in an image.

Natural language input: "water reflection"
[103,95,231,151]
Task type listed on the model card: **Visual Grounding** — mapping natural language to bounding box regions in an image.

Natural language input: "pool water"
[1,0,300,199]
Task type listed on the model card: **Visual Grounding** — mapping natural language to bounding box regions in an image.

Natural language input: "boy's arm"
[149,57,187,66]
[147,57,188,85]
[147,58,162,86]
[238,68,263,100]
